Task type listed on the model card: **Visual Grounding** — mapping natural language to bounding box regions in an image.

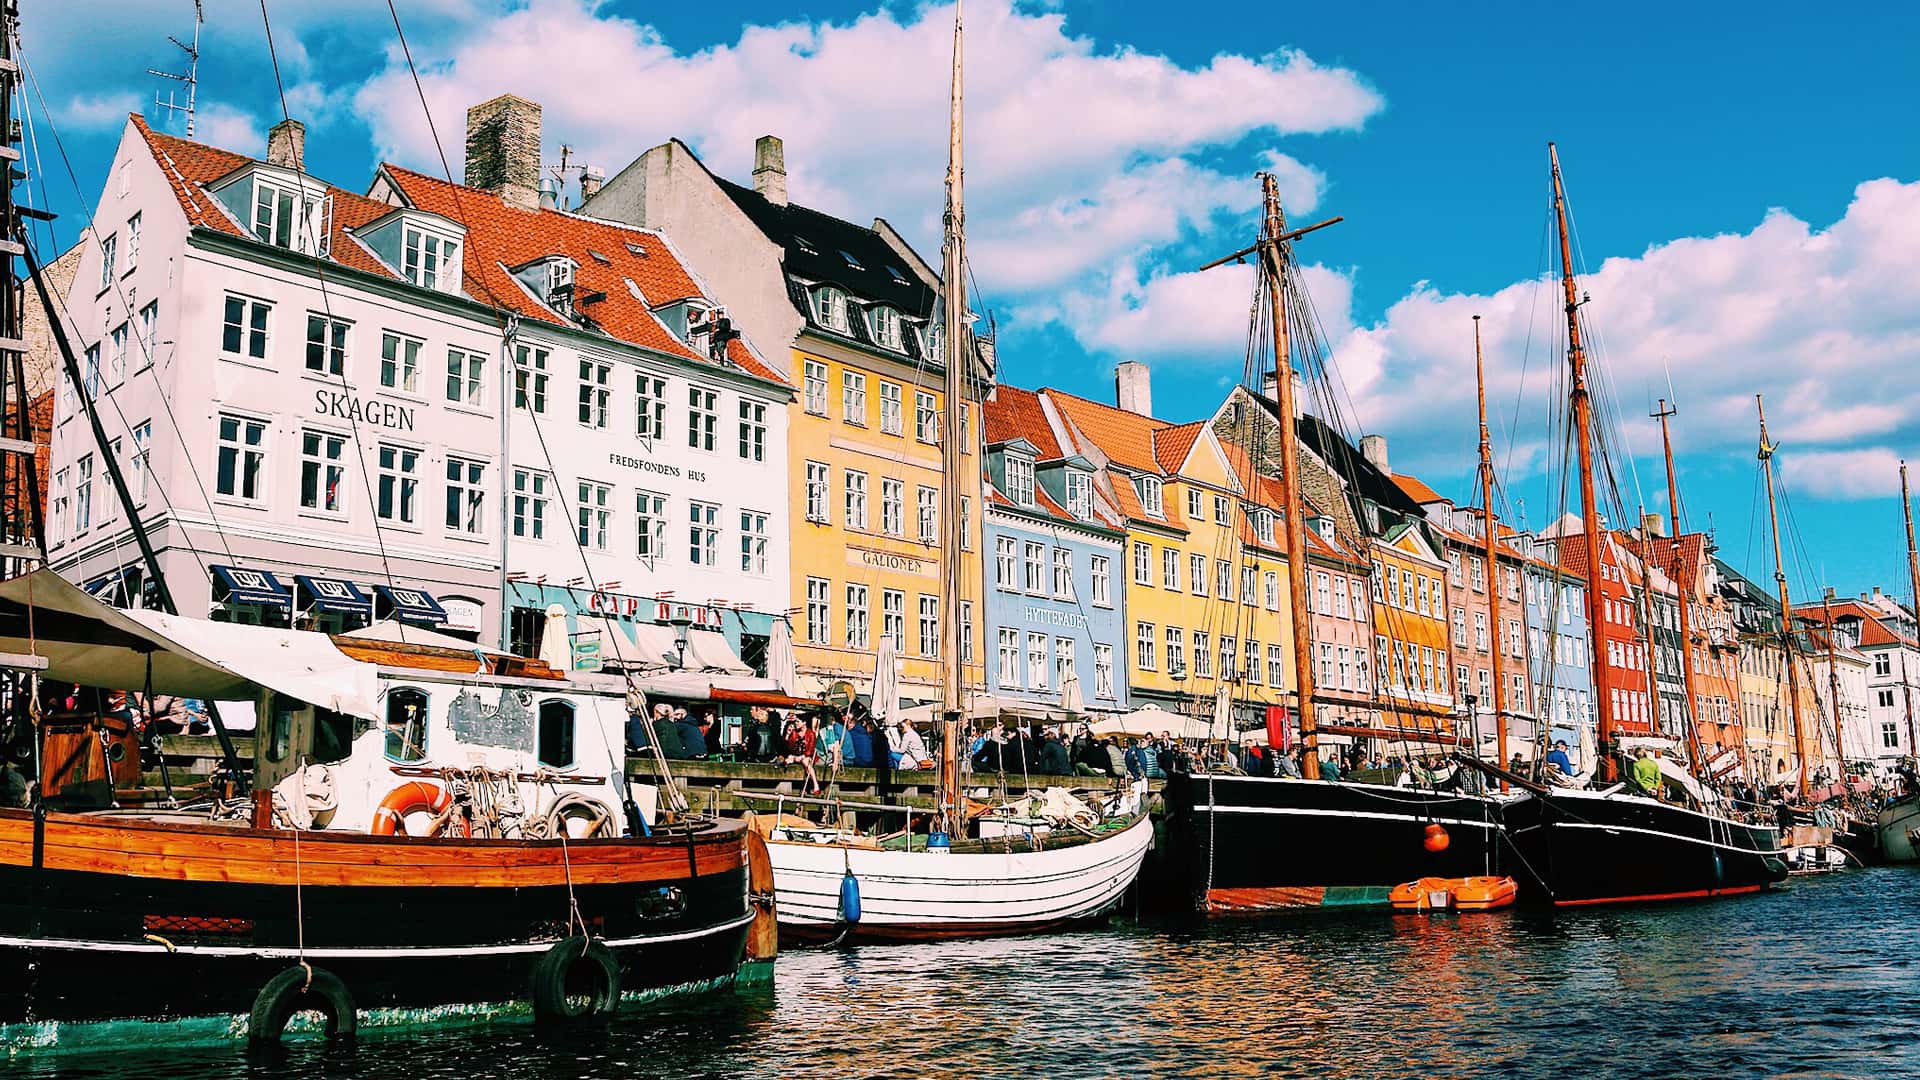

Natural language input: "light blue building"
[980,425,1129,714]
[1518,534,1594,754]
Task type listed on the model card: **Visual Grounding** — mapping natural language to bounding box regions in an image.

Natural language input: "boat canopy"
[0,570,379,720]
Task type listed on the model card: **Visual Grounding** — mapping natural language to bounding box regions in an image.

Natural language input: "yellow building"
[1043,379,1295,724]
[1369,521,1456,735]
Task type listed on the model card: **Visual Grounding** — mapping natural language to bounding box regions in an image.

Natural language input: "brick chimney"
[266,119,305,170]
[579,165,606,202]
[753,135,788,207]
[1360,434,1389,475]
[1641,512,1666,537]
[465,95,542,212]
[1115,361,1152,416]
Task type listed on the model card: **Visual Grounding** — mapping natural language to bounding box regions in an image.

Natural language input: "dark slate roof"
[715,176,937,318]
[1292,411,1427,519]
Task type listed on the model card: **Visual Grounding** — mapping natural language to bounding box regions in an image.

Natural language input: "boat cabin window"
[384,687,430,763]
[311,707,362,764]
[538,699,576,769]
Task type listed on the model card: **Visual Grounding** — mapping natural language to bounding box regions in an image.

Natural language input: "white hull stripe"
[0,910,755,960]
[1525,820,1779,856]
[1191,804,1500,829]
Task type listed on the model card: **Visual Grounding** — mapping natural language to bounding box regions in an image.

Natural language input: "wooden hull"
[767,815,1151,944]
[0,808,751,1026]
[1876,794,1920,864]
[1501,789,1786,906]
[1158,773,1507,912]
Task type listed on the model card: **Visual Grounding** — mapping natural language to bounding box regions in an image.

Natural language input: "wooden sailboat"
[1156,179,1509,914]
[1494,145,1785,905]
[755,0,1151,943]
[1874,463,1920,862]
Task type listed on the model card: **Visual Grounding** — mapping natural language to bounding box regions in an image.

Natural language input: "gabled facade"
[1516,534,1594,752]
[1649,531,1745,771]
[1369,518,1454,735]
[1555,524,1654,740]
[1804,591,1920,772]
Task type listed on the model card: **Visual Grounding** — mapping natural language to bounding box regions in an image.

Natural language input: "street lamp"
[668,612,693,670]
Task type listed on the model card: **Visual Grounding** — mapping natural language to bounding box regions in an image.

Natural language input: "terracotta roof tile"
[982,385,1063,459]
[1042,387,1169,476]
[1392,472,1443,505]
[1153,421,1204,474]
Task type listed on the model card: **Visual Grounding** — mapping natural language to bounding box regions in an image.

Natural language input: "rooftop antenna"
[147,0,204,137]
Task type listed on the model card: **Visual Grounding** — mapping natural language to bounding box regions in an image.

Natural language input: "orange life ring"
[369,780,452,836]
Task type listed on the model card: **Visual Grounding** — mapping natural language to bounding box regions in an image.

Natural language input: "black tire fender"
[247,965,356,1046]
[529,935,622,1023]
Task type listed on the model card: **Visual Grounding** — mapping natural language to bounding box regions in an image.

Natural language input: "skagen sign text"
[315,390,416,432]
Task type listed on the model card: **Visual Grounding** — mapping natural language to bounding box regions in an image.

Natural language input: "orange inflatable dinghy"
[1389,875,1519,912]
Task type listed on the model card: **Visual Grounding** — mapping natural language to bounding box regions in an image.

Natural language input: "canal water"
[18,868,1918,1078]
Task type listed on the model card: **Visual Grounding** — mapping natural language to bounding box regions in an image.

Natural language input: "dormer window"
[869,305,904,350]
[1064,469,1092,521]
[921,325,945,365]
[250,176,329,256]
[545,258,574,303]
[815,286,850,333]
[402,226,460,293]
[1006,454,1035,508]
[1136,476,1163,517]
[1254,509,1277,545]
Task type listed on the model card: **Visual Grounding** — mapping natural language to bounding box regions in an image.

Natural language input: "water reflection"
[15,869,1920,1078]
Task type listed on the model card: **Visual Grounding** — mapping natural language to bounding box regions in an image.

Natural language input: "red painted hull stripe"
[1552,884,1766,907]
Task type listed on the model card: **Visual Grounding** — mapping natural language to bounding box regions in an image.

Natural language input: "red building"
[1557,525,1653,738]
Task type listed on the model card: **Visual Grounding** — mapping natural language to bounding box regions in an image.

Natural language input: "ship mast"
[1550,144,1615,778]
[1653,399,1708,781]
[1823,588,1842,766]
[1902,462,1920,765]
[1473,315,1507,787]
[935,0,968,833]
[1755,394,1810,802]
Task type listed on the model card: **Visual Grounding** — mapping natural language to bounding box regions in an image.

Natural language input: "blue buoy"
[838,871,862,924]
[928,831,951,852]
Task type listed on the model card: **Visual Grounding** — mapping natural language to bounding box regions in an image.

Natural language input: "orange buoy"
[1422,822,1450,852]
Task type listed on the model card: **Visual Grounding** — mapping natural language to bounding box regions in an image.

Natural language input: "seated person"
[671,707,706,759]
[845,718,875,768]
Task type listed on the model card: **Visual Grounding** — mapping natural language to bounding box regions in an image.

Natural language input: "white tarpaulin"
[682,628,752,674]
[634,671,791,701]
[1089,704,1226,742]
[122,608,380,721]
[342,620,504,655]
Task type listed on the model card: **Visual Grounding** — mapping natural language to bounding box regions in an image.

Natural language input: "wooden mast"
[935,0,967,832]
[1473,315,1507,787]
[1550,143,1615,778]
[1653,399,1709,781]
[1633,506,1663,747]
[1755,393,1809,802]
[1259,173,1320,779]
[1902,462,1920,765]
[1823,587,1843,767]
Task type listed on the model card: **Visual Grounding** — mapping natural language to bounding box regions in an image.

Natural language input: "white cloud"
[1781,447,1905,501]
[59,92,142,132]
[194,104,266,156]
[348,0,1380,292]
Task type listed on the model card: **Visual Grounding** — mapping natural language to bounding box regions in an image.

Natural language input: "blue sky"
[21,0,1920,600]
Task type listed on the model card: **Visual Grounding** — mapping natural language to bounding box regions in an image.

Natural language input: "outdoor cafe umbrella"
[871,637,901,720]
[1060,670,1085,715]
[767,617,798,696]
[537,604,571,672]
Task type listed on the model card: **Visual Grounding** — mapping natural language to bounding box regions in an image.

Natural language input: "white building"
[51,99,792,666]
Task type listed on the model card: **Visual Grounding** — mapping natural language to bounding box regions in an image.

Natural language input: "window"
[513,344,549,412]
[125,212,141,271]
[75,342,96,399]
[881,478,905,536]
[1053,548,1074,599]
[1136,622,1156,671]
[48,469,66,543]
[578,359,612,428]
[1879,689,1897,709]
[251,178,327,254]
[915,391,938,443]
[1136,476,1163,516]
[402,227,458,291]
[1313,643,1328,687]
[1191,553,1208,596]
[740,510,768,574]
[303,314,348,376]
[577,481,611,550]
[959,404,971,453]
[1187,489,1203,519]
[1133,541,1151,584]
[1163,548,1179,591]
[879,382,903,434]
[633,489,667,564]
[1194,632,1212,677]
[131,421,151,503]
[377,444,419,524]
[883,590,906,650]
[1315,572,1331,615]
[1373,563,1385,603]
[1095,644,1114,699]
[380,332,422,392]
[1333,577,1349,618]
[1242,565,1257,606]
[998,628,1021,686]
[917,486,937,543]
[512,469,550,540]
[844,470,868,530]
[446,348,485,406]
[1091,555,1111,605]
[222,295,270,359]
[806,578,831,644]
[445,456,485,534]
[109,323,130,382]
[732,399,768,463]
[995,536,1018,588]
[101,442,121,526]
[1351,580,1367,623]
[1475,612,1489,651]
[384,687,430,764]
[918,595,939,657]
[688,500,719,566]
[1065,471,1092,520]
[961,497,973,551]
[1218,559,1233,601]
[537,700,575,769]
[1254,510,1275,545]
[1024,541,1046,592]
[816,286,851,332]
[1214,494,1230,525]
[1006,455,1035,507]
[1166,627,1185,677]
[215,414,268,501]
[73,454,92,534]
[803,360,828,415]
[1415,575,1430,615]
[1876,653,1893,677]
[1221,636,1237,681]
[688,385,717,450]
[870,305,904,350]
[1265,571,1280,611]
[842,371,867,425]
[845,584,870,649]
[138,301,158,359]
[805,462,830,523]
[1449,552,1464,586]
[1246,639,1262,685]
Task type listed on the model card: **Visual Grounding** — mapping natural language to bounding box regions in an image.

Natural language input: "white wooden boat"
[762,810,1152,942]
[1877,793,1920,863]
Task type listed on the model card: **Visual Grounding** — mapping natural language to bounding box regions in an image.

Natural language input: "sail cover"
[0,570,379,720]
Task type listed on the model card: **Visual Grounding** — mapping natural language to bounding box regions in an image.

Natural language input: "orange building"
[1369,520,1455,736]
